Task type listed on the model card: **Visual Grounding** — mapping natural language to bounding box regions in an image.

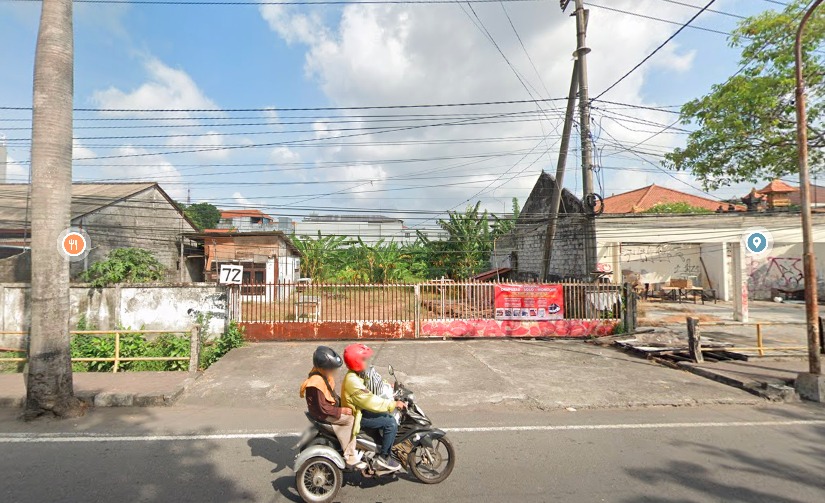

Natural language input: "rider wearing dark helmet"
[300,346,364,468]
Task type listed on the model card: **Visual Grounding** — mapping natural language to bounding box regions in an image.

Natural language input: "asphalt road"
[2,405,825,503]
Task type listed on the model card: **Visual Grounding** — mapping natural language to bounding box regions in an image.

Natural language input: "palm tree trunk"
[24,0,84,420]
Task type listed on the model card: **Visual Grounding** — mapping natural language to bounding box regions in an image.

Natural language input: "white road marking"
[2,419,825,444]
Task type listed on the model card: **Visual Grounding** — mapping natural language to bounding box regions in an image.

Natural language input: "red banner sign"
[494,284,564,321]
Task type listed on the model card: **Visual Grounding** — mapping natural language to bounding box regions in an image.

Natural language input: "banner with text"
[494,284,564,321]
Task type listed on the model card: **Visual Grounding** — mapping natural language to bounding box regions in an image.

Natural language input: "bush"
[200,321,245,370]
[81,248,165,287]
[67,319,244,372]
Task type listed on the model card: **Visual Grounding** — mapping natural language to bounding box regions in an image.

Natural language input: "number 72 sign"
[219,264,243,285]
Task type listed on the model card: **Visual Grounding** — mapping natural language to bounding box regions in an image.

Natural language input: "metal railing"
[0,326,201,372]
[233,280,624,324]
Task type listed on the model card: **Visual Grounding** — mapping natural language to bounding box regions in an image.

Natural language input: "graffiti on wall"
[748,256,804,298]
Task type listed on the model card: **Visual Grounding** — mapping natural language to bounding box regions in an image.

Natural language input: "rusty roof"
[0,182,168,230]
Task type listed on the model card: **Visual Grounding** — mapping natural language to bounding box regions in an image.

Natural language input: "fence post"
[190,324,202,372]
[113,332,121,373]
[623,282,637,333]
[414,285,421,338]
[687,317,703,363]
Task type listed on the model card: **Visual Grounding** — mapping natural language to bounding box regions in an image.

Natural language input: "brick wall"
[492,172,589,280]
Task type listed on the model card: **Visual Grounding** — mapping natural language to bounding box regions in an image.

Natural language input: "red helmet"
[343,344,373,372]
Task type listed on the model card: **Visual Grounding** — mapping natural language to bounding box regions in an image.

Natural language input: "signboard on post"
[219,264,243,285]
[494,284,564,321]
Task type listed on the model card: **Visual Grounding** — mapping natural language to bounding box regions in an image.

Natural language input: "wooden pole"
[687,317,703,363]
[113,332,120,373]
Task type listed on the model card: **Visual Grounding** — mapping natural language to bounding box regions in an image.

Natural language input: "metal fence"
[233,280,624,324]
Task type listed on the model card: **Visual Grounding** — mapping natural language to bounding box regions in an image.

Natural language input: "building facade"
[216,209,292,233]
[0,182,200,283]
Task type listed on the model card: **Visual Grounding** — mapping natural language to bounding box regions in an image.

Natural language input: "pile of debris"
[609,329,747,365]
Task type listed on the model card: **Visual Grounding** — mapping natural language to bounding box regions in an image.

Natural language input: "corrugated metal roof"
[0,182,156,229]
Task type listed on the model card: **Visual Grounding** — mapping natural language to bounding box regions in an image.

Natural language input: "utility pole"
[541,60,579,281]
[574,0,599,278]
[793,0,824,401]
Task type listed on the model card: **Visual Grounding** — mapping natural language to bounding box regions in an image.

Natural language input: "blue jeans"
[360,411,397,456]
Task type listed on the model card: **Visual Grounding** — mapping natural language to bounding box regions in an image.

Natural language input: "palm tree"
[25,0,84,419]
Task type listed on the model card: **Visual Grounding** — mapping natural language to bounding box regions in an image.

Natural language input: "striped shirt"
[364,366,387,397]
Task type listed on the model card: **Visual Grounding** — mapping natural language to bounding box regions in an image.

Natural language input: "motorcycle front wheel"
[408,436,456,484]
[295,456,343,503]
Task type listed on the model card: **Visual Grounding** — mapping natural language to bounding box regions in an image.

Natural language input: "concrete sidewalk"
[0,372,199,408]
[178,339,760,411]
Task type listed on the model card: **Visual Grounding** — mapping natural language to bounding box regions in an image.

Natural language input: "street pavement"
[179,340,760,411]
[1,404,824,502]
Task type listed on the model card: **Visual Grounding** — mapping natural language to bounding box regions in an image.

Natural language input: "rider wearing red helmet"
[341,343,406,471]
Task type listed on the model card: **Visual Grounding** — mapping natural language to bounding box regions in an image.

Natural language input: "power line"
[593,0,719,101]
[0,97,567,113]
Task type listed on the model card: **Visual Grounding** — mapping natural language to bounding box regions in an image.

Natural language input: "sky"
[0,0,788,228]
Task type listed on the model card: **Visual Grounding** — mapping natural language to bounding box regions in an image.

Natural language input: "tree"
[182,202,221,230]
[665,0,825,189]
[492,198,521,237]
[25,0,85,419]
[420,202,493,279]
[642,202,713,214]
[81,248,166,287]
[293,232,346,280]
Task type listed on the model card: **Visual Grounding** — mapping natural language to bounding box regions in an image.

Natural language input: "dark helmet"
[313,346,343,370]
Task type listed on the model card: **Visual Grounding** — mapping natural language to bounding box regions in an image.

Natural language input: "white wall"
[0,283,229,350]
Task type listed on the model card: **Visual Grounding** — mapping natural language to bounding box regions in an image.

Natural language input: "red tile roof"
[602,184,741,214]
[759,179,797,194]
[220,209,273,219]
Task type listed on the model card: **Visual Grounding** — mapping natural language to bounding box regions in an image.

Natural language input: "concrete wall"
[0,250,30,283]
[73,186,199,282]
[0,283,228,349]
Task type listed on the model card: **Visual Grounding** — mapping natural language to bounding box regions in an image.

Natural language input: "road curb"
[0,372,202,409]
[677,362,798,402]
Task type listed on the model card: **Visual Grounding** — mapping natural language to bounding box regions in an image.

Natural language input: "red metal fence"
[230,280,625,341]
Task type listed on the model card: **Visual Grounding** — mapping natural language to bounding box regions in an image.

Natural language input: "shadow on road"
[620,406,825,503]
[3,408,256,502]
[248,437,302,502]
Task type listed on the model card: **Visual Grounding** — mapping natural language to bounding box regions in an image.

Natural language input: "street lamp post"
[794,0,825,401]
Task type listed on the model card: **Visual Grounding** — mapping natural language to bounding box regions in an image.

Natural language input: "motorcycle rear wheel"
[295,456,342,503]
[408,436,455,484]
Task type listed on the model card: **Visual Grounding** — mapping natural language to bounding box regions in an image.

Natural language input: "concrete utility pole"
[793,0,824,401]
[574,0,599,277]
[541,60,579,281]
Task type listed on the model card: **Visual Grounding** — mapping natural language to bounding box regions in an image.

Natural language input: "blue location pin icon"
[747,232,767,253]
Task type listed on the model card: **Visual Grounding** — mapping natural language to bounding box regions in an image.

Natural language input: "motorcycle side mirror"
[388,364,394,376]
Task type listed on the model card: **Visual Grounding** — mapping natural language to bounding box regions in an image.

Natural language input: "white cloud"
[233,191,255,207]
[257,2,704,213]
[92,57,218,114]
[271,146,300,163]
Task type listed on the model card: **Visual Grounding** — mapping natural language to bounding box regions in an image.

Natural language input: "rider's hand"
[395,401,407,410]
[341,407,353,415]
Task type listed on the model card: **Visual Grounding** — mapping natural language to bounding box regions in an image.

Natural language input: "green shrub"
[201,321,245,370]
[81,248,165,287]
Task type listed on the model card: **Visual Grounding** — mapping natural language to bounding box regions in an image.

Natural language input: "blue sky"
[0,0,786,225]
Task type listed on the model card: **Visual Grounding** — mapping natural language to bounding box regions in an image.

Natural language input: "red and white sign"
[494,284,564,321]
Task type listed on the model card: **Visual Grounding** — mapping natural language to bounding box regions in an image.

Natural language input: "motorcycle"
[293,365,456,503]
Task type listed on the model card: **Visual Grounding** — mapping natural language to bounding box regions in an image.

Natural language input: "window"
[251,217,263,224]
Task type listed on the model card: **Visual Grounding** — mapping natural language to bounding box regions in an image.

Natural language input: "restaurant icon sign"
[57,228,91,262]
